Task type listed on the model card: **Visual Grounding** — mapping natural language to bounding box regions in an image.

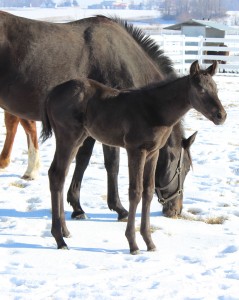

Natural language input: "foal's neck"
[147,75,191,127]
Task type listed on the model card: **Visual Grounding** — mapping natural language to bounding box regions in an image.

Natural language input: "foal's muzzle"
[212,109,227,125]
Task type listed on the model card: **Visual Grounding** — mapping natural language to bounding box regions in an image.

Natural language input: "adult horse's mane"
[98,15,176,76]
[69,14,175,77]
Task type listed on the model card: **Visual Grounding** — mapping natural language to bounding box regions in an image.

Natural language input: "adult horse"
[0,11,193,218]
[0,112,39,180]
[40,61,226,253]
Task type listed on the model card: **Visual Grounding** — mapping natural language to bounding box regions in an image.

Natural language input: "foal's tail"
[40,94,53,143]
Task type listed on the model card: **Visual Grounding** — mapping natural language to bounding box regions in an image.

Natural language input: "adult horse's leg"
[140,151,159,252]
[67,137,96,219]
[102,145,128,221]
[67,139,128,221]
[125,149,146,254]
[0,112,19,169]
[19,119,40,180]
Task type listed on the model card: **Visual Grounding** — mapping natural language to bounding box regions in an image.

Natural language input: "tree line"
[147,0,239,21]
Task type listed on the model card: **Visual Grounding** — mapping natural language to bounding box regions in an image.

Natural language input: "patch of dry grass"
[9,181,27,188]
[101,195,107,201]
[135,225,161,233]
[179,213,228,225]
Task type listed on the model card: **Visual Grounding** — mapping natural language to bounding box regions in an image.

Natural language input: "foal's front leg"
[140,150,159,252]
[125,149,146,254]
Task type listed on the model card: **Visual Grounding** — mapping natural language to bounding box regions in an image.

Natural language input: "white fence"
[151,35,239,74]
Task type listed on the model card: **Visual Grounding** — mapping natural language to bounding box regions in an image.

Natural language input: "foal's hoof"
[57,242,69,250]
[63,232,72,238]
[71,212,88,220]
[130,249,141,255]
[148,247,157,252]
[58,245,69,250]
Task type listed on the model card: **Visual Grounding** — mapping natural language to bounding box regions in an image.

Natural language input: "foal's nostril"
[217,112,222,119]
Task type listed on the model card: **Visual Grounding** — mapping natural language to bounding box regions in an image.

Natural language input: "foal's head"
[189,60,227,125]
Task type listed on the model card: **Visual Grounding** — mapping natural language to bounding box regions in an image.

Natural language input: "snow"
[0,8,239,300]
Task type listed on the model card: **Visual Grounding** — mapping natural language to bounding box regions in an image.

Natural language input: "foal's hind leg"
[19,119,40,180]
[49,132,88,249]
[140,151,159,252]
[0,112,19,169]
[102,145,128,221]
[67,137,96,219]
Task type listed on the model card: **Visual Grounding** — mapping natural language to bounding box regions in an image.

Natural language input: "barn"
[164,19,231,65]
[164,19,230,39]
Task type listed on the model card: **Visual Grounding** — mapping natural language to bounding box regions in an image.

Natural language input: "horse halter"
[155,147,184,205]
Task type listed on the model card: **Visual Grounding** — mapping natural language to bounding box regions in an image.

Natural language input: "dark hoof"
[57,241,69,250]
[130,249,141,255]
[21,174,35,181]
[63,232,72,238]
[117,210,129,222]
[71,211,88,220]
[148,247,157,252]
[58,245,69,250]
[118,216,128,222]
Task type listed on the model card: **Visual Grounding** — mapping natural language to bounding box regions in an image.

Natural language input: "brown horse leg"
[0,111,20,169]
[140,151,159,252]
[19,119,40,180]
[125,149,146,254]
[102,145,128,221]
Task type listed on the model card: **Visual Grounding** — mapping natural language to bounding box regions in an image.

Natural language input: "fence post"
[182,35,186,74]
[198,36,204,65]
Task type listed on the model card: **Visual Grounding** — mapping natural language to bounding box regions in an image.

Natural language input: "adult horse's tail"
[40,96,53,143]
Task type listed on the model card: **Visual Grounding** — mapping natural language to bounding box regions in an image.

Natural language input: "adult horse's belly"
[0,85,42,121]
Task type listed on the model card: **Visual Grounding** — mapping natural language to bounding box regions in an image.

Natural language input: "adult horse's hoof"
[56,240,69,250]
[21,174,35,181]
[118,216,128,222]
[71,212,88,220]
[117,210,129,222]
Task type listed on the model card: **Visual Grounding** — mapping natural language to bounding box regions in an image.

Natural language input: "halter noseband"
[155,147,184,205]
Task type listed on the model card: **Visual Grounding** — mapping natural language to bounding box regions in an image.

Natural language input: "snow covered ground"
[0,7,239,300]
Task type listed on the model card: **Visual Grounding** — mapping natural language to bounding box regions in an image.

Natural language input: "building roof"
[164,19,231,31]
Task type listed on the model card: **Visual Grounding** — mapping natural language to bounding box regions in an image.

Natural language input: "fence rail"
[151,35,239,74]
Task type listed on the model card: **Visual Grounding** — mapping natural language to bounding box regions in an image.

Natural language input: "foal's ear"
[206,60,218,76]
[190,60,200,76]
